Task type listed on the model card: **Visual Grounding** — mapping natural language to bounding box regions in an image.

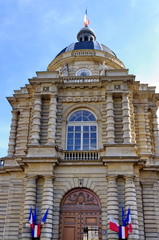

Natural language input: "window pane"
[76,116,82,121]
[83,110,89,117]
[83,126,89,131]
[75,145,81,150]
[75,126,81,131]
[83,133,89,138]
[69,115,76,121]
[68,133,73,138]
[68,126,74,131]
[91,138,96,144]
[83,145,89,150]
[83,116,89,121]
[68,110,96,122]
[83,138,89,144]
[75,139,81,145]
[75,111,82,117]
[91,133,96,138]
[68,139,73,145]
[90,126,96,131]
[91,144,96,150]
[67,145,73,150]
[88,114,96,121]
[75,133,81,138]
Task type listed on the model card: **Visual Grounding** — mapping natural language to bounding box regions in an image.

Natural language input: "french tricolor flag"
[84,9,90,27]
[28,208,34,230]
[127,208,133,233]
[109,215,119,232]
[119,226,128,239]
[33,224,41,238]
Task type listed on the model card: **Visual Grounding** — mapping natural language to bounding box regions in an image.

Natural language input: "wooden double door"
[59,188,102,240]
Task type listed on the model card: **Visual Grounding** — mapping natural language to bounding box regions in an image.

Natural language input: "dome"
[56,41,116,58]
[56,26,116,58]
[48,25,125,71]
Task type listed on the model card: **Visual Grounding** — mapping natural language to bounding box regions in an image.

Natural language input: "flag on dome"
[84,9,90,26]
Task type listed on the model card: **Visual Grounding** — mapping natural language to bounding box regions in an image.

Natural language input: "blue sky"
[1,0,159,157]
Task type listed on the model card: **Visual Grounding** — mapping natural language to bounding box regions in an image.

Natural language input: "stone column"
[152,107,159,155]
[22,175,37,240]
[107,175,119,240]
[40,176,54,240]
[153,181,159,239]
[47,94,57,145]
[122,93,131,143]
[30,95,42,145]
[7,110,19,156]
[106,93,115,143]
[125,176,139,240]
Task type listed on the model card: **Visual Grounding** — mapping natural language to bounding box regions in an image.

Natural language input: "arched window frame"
[66,109,98,151]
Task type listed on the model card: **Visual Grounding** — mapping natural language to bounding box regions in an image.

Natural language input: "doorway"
[59,188,102,240]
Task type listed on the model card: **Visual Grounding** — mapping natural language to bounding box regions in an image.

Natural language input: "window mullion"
[81,126,83,151]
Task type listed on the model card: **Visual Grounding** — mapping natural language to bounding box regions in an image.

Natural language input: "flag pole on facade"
[28,207,49,238]
[108,207,132,239]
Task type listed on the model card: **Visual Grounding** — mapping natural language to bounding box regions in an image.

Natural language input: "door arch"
[59,188,102,240]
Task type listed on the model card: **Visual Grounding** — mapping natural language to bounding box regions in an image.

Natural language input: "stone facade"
[1,26,159,240]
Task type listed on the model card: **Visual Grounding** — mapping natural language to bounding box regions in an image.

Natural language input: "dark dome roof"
[55,26,116,58]
[56,41,116,57]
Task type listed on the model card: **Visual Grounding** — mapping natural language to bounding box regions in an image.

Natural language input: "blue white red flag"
[33,224,41,238]
[118,226,128,239]
[28,207,49,238]
[28,208,34,229]
[84,9,90,27]
[40,208,49,225]
[33,207,37,225]
[126,208,133,233]
[109,215,119,232]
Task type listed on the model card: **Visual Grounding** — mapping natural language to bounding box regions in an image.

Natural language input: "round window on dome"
[76,69,91,76]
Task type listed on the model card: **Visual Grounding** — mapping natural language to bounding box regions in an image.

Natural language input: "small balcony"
[63,151,99,161]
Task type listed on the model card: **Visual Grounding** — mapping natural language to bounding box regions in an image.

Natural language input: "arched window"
[66,110,97,151]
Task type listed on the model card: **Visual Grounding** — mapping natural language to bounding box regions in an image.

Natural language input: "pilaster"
[107,175,119,240]
[30,95,42,145]
[125,176,139,240]
[22,175,37,240]
[47,94,57,145]
[152,107,159,156]
[40,175,54,240]
[122,93,131,143]
[106,93,115,144]
[7,110,19,156]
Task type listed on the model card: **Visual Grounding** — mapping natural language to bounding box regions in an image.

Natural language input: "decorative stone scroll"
[61,189,101,211]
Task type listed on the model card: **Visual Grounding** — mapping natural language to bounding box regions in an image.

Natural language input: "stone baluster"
[22,175,37,240]
[107,175,119,240]
[7,110,19,156]
[106,93,115,143]
[40,176,54,240]
[30,95,42,145]
[47,94,57,145]
[122,93,131,143]
[125,176,139,240]
[151,107,159,156]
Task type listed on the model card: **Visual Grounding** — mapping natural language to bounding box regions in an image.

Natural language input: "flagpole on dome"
[84,9,90,27]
